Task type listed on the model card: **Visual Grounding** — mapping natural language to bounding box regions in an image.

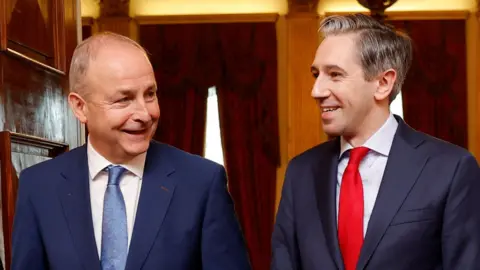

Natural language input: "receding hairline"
[68,32,149,94]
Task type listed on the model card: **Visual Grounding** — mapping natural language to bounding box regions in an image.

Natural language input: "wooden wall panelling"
[284,0,326,161]
[0,0,79,267]
[472,5,480,159]
[285,13,325,160]
[0,131,68,270]
[4,0,65,72]
[97,0,137,40]
[82,17,96,39]
[0,0,80,146]
[0,0,7,50]
[0,53,71,143]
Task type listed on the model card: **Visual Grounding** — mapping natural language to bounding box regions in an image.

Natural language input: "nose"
[311,75,331,99]
[132,100,151,123]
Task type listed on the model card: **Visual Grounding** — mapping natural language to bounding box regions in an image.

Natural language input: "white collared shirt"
[336,114,398,236]
[87,140,146,257]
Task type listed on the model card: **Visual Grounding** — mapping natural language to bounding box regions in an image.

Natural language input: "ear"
[68,92,88,124]
[374,69,396,102]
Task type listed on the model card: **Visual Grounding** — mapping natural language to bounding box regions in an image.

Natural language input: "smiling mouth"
[322,107,339,112]
[123,129,148,135]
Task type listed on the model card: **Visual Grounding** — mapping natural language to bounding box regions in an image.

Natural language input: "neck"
[88,136,134,164]
[343,108,391,147]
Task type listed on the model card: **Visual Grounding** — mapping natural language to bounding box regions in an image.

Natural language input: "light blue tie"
[101,165,128,270]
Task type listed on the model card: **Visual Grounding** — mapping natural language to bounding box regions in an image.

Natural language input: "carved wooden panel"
[7,0,55,65]
[0,131,68,270]
[0,0,80,147]
[100,0,130,17]
[0,0,79,266]
[0,0,67,72]
[287,0,319,14]
[0,53,72,143]
[82,25,92,40]
[82,16,95,40]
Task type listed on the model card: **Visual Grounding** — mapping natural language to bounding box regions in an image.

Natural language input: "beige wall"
[81,0,477,17]
[319,0,476,13]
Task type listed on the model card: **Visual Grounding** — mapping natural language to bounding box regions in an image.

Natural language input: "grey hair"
[68,31,148,94]
[319,13,413,103]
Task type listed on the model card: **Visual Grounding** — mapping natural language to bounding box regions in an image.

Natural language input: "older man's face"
[80,43,160,163]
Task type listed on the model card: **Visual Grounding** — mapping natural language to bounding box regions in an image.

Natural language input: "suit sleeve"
[271,162,299,270]
[201,165,251,270]
[442,154,480,269]
[11,170,47,270]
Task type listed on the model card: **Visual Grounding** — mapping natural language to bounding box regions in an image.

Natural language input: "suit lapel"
[314,139,344,270]
[58,146,101,270]
[125,144,176,270]
[357,119,429,270]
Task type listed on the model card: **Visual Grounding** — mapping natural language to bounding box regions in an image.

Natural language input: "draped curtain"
[389,20,467,148]
[140,22,279,270]
[216,22,280,270]
[140,24,221,155]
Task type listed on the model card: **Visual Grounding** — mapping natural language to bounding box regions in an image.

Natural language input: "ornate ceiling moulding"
[99,0,130,17]
[357,0,398,22]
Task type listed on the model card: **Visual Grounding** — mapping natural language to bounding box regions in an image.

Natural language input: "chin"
[323,125,343,138]
[123,140,150,156]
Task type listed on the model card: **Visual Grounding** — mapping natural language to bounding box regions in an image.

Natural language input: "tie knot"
[348,147,369,165]
[106,165,126,185]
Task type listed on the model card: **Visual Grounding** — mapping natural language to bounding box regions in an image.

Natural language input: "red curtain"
[389,20,467,148]
[216,22,280,270]
[139,23,280,270]
[140,24,221,155]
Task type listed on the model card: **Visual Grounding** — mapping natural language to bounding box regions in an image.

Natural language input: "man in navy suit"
[272,14,480,270]
[12,32,250,270]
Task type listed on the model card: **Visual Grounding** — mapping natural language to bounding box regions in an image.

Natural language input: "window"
[204,86,225,165]
[390,91,404,118]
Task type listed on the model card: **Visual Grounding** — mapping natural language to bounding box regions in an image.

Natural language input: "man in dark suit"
[272,13,480,270]
[12,32,250,270]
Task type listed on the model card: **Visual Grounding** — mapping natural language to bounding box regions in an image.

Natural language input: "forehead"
[87,43,154,84]
[313,33,361,69]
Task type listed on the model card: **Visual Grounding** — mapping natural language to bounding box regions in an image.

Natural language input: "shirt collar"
[87,138,146,179]
[339,113,398,159]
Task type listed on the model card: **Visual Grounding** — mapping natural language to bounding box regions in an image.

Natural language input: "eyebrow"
[324,64,347,73]
[114,83,157,94]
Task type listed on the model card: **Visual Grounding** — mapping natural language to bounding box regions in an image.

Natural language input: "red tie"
[338,147,369,270]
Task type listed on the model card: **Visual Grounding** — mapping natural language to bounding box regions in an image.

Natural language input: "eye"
[116,97,129,103]
[146,90,157,100]
[330,71,342,78]
[312,72,319,79]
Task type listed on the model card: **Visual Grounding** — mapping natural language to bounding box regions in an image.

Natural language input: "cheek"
[105,109,133,129]
[147,102,160,119]
[336,80,371,109]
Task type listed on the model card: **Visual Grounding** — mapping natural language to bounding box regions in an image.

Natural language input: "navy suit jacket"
[12,141,251,270]
[272,117,480,270]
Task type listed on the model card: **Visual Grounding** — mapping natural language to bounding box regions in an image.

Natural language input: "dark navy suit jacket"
[272,116,480,270]
[12,141,251,270]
